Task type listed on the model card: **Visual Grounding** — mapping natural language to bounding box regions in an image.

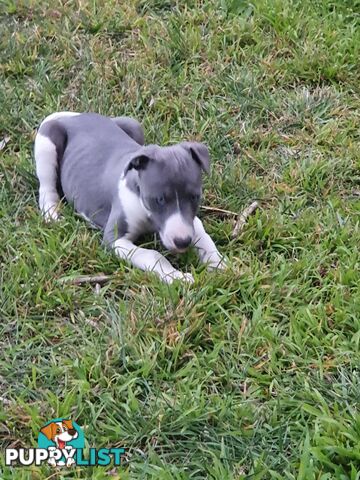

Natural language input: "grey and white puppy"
[34,112,226,283]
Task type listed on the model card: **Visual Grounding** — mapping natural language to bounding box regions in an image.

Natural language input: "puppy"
[34,112,226,283]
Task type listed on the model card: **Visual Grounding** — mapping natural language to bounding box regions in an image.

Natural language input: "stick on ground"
[232,201,260,238]
[200,205,238,217]
[59,274,114,285]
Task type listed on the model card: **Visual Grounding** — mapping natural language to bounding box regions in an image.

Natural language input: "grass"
[0,0,359,478]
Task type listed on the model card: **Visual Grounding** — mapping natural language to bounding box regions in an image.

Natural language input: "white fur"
[34,133,60,221]
[35,112,81,221]
[160,212,194,251]
[118,177,152,239]
[113,237,194,284]
[193,217,227,269]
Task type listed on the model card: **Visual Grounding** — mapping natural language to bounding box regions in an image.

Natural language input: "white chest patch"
[118,177,152,239]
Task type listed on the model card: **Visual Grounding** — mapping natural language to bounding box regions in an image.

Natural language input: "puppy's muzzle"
[174,236,192,250]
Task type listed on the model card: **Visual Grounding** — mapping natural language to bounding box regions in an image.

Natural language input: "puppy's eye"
[56,428,61,433]
[156,195,165,206]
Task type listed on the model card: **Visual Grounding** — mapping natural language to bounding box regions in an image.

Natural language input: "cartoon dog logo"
[40,419,79,466]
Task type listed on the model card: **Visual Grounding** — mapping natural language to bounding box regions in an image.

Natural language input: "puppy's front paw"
[212,258,228,271]
[205,254,228,271]
[163,270,194,284]
[181,272,195,283]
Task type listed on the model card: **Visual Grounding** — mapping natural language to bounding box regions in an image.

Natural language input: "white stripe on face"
[160,212,194,251]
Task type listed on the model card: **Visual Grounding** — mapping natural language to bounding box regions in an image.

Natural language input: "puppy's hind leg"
[34,120,67,221]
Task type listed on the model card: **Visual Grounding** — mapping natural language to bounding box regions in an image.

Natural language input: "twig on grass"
[200,205,238,216]
[231,201,260,238]
[58,274,114,285]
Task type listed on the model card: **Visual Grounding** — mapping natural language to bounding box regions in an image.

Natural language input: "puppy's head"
[124,142,210,253]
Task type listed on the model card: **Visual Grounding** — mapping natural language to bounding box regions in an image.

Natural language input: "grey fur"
[111,117,145,146]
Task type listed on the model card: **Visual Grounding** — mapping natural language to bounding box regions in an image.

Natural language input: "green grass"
[1,0,360,478]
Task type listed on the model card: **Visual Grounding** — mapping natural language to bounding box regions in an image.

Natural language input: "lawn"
[0,0,359,478]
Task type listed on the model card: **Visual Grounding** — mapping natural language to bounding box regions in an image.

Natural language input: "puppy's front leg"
[113,237,194,284]
[193,217,227,270]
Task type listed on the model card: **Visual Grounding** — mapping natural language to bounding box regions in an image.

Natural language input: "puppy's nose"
[68,429,76,436]
[174,236,192,250]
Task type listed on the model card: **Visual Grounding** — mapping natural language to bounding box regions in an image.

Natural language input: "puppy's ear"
[182,142,210,174]
[124,154,150,175]
[40,423,55,440]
